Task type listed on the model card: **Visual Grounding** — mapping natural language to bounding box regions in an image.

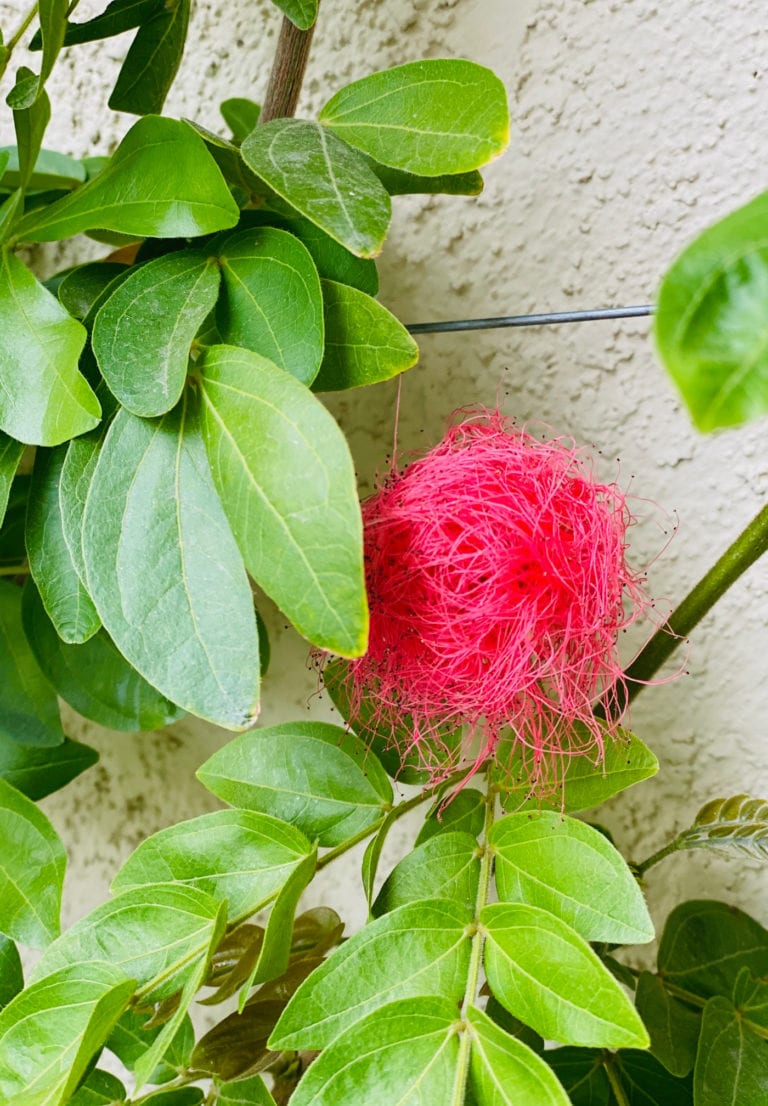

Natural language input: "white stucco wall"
[2,0,766,951]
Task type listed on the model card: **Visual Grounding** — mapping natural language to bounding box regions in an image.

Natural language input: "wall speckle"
[2,0,765,958]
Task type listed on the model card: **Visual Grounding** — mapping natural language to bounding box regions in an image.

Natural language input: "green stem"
[451,786,496,1106]
[603,1056,631,1106]
[634,837,684,876]
[0,565,29,576]
[620,502,768,709]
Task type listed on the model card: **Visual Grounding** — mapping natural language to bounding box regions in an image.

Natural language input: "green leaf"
[288,996,460,1106]
[0,475,29,567]
[0,147,85,193]
[490,811,654,944]
[677,794,768,860]
[0,581,64,748]
[133,918,224,1091]
[59,399,114,586]
[33,883,224,1000]
[197,720,391,847]
[655,190,768,431]
[311,278,418,391]
[82,399,261,729]
[415,788,485,846]
[635,972,700,1077]
[68,1069,127,1105]
[319,60,510,175]
[361,806,401,910]
[15,116,239,242]
[198,344,368,656]
[610,1051,694,1106]
[241,120,391,257]
[108,0,190,116]
[26,446,100,643]
[270,899,471,1050]
[372,831,480,917]
[22,580,185,732]
[657,900,768,999]
[93,250,220,416]
[364,156,483,196]
[0,939,22,1011]
[694,997,768,1106]
[107,1008,193,1085]
[481,902,649,1049]
[0,961,134,1106]
[36,0,69,103]
[545,1049,612,1106]
[0,434,23,528]
[132,1089,202,1106]
[9,72,50,191]
[215,228,323,385]
[112,809,314,927]
[217,1075,276,1106]
[494,726,659,813]
[467,1004,571,1106]
[0,730,97,799]
[221,97,260,143]
[733,966,768,1031]
[270,0,317,30]
[57,261,128,320]
[34,0,157,48]
[235,848,317,1011]
[0,252,99,446]
[238,209,378,294]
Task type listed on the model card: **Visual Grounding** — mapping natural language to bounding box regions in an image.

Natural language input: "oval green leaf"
[218,1074,276,1106]
[481,902,649,1049]
[238,210,379,294]
[491,811,654,945]
[108,0,190,116]
[319,59,510,175]
[22,579,186,732]
[82,400,260,729]
[0,730,97,800]
[92,250,220,416]
[15,116,239,243]
[241,119,391,258]
[270,899,472,1050]
[33,882,224,1001]
[657,899,768,999]
[57,261,128,320]
[112,809,314,927]
[494,726,659,813]
[311,278,418,392]
[197,720,391,847]
[655,190,768,431]
[635,972,700,1077]
[0,778,65,948]
[0,252,99,445]
[372,831,480,917]
[415,788,485,846]
[467,1004,571,1106]
[198,344,367,656]
[69,1069,127,1105]
[26,445,100,643]
[215,228,323,385]
[0,962,134,1106]
[287,996,460,1106]
[0,580,63,748]
[694,997,768,1106]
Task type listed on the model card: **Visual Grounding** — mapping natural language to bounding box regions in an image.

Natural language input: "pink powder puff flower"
[320,407,650,791]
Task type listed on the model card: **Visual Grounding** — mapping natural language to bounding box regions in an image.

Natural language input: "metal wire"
[406,304,654,335]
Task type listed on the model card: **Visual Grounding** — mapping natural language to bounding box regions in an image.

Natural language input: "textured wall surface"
[2,0,766,956]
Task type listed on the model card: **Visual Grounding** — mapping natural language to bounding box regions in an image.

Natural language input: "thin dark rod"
[406,304,654,335]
